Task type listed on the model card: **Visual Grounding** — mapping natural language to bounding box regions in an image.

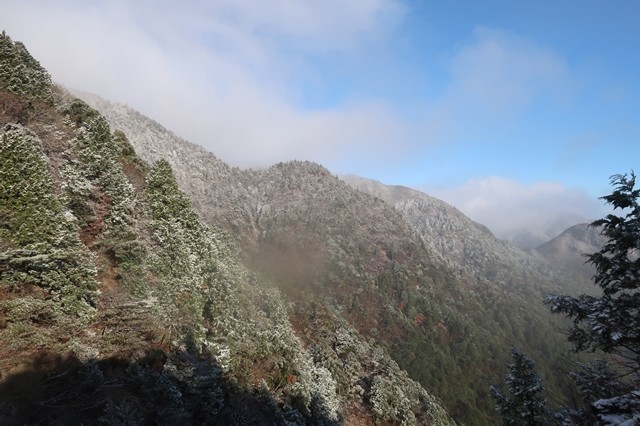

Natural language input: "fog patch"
[427,176,607,249]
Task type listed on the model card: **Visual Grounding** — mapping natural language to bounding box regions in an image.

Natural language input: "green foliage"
[293,304,453,425]
[112,129,137,161]
[143,163,305,412]
[0,31,53,104]
[74,92,586,423]
[570,359,631,403]
[546,172,640,360]
[143,159,219,335]
[73,116,137,233]
[0,124,97,318]
[60,158,95,226]
[0,350,303,425]
[145,159,200,227]
[545,172,640,423]
[63,99,100,126]
[0,34,463,424]
[490,348,554,425]
[0,124,70,248]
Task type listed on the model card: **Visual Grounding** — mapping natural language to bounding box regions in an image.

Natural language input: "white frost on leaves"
[593,390,640,425]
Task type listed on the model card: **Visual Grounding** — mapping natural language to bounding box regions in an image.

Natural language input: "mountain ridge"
[340,175,590,295]
[1,33,454,425]
[75,90,595,423]
[535,222,605,287]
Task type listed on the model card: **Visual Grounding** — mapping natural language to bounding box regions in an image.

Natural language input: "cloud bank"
[428,177,607,248]
[447,27,570,116]
[1,0,408,168]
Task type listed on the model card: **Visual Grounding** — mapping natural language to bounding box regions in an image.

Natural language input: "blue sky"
[2,0,639,243]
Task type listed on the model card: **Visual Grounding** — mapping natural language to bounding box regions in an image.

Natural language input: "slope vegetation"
[0,33,452,425]
[78,93,592,424]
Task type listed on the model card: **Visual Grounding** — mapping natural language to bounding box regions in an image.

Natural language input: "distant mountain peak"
[535,222,605,285]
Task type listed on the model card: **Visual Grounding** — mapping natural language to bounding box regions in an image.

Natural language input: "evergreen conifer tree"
[545,172,640,423]
[0,31,53,103]
[490,347,552,425]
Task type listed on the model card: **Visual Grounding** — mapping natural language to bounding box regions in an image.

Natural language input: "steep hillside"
[77,92,589,424]
[341,175,591,295]
[0,33,453,425]
[339,176,599,403]
[506,214,588,250]
[536,223,605,286]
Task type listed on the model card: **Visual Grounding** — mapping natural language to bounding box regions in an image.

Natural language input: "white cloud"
[406,27,575,158]
[0,4,575,172]
[2,3,603,235]
[445,27,571,117]
[1,0,407,168]
[428,176,606,248]
[413,29,592,247]
[198,0,406,50]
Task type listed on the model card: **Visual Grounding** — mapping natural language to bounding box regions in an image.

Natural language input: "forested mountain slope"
[341,175,593,296]
[0,33,453,426]
[77,91,591,424]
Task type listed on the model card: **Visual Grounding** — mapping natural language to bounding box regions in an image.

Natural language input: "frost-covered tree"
[545,172,640,424]
[0,124,97,318]
[490,348,552,425]
[0,31,53,104]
